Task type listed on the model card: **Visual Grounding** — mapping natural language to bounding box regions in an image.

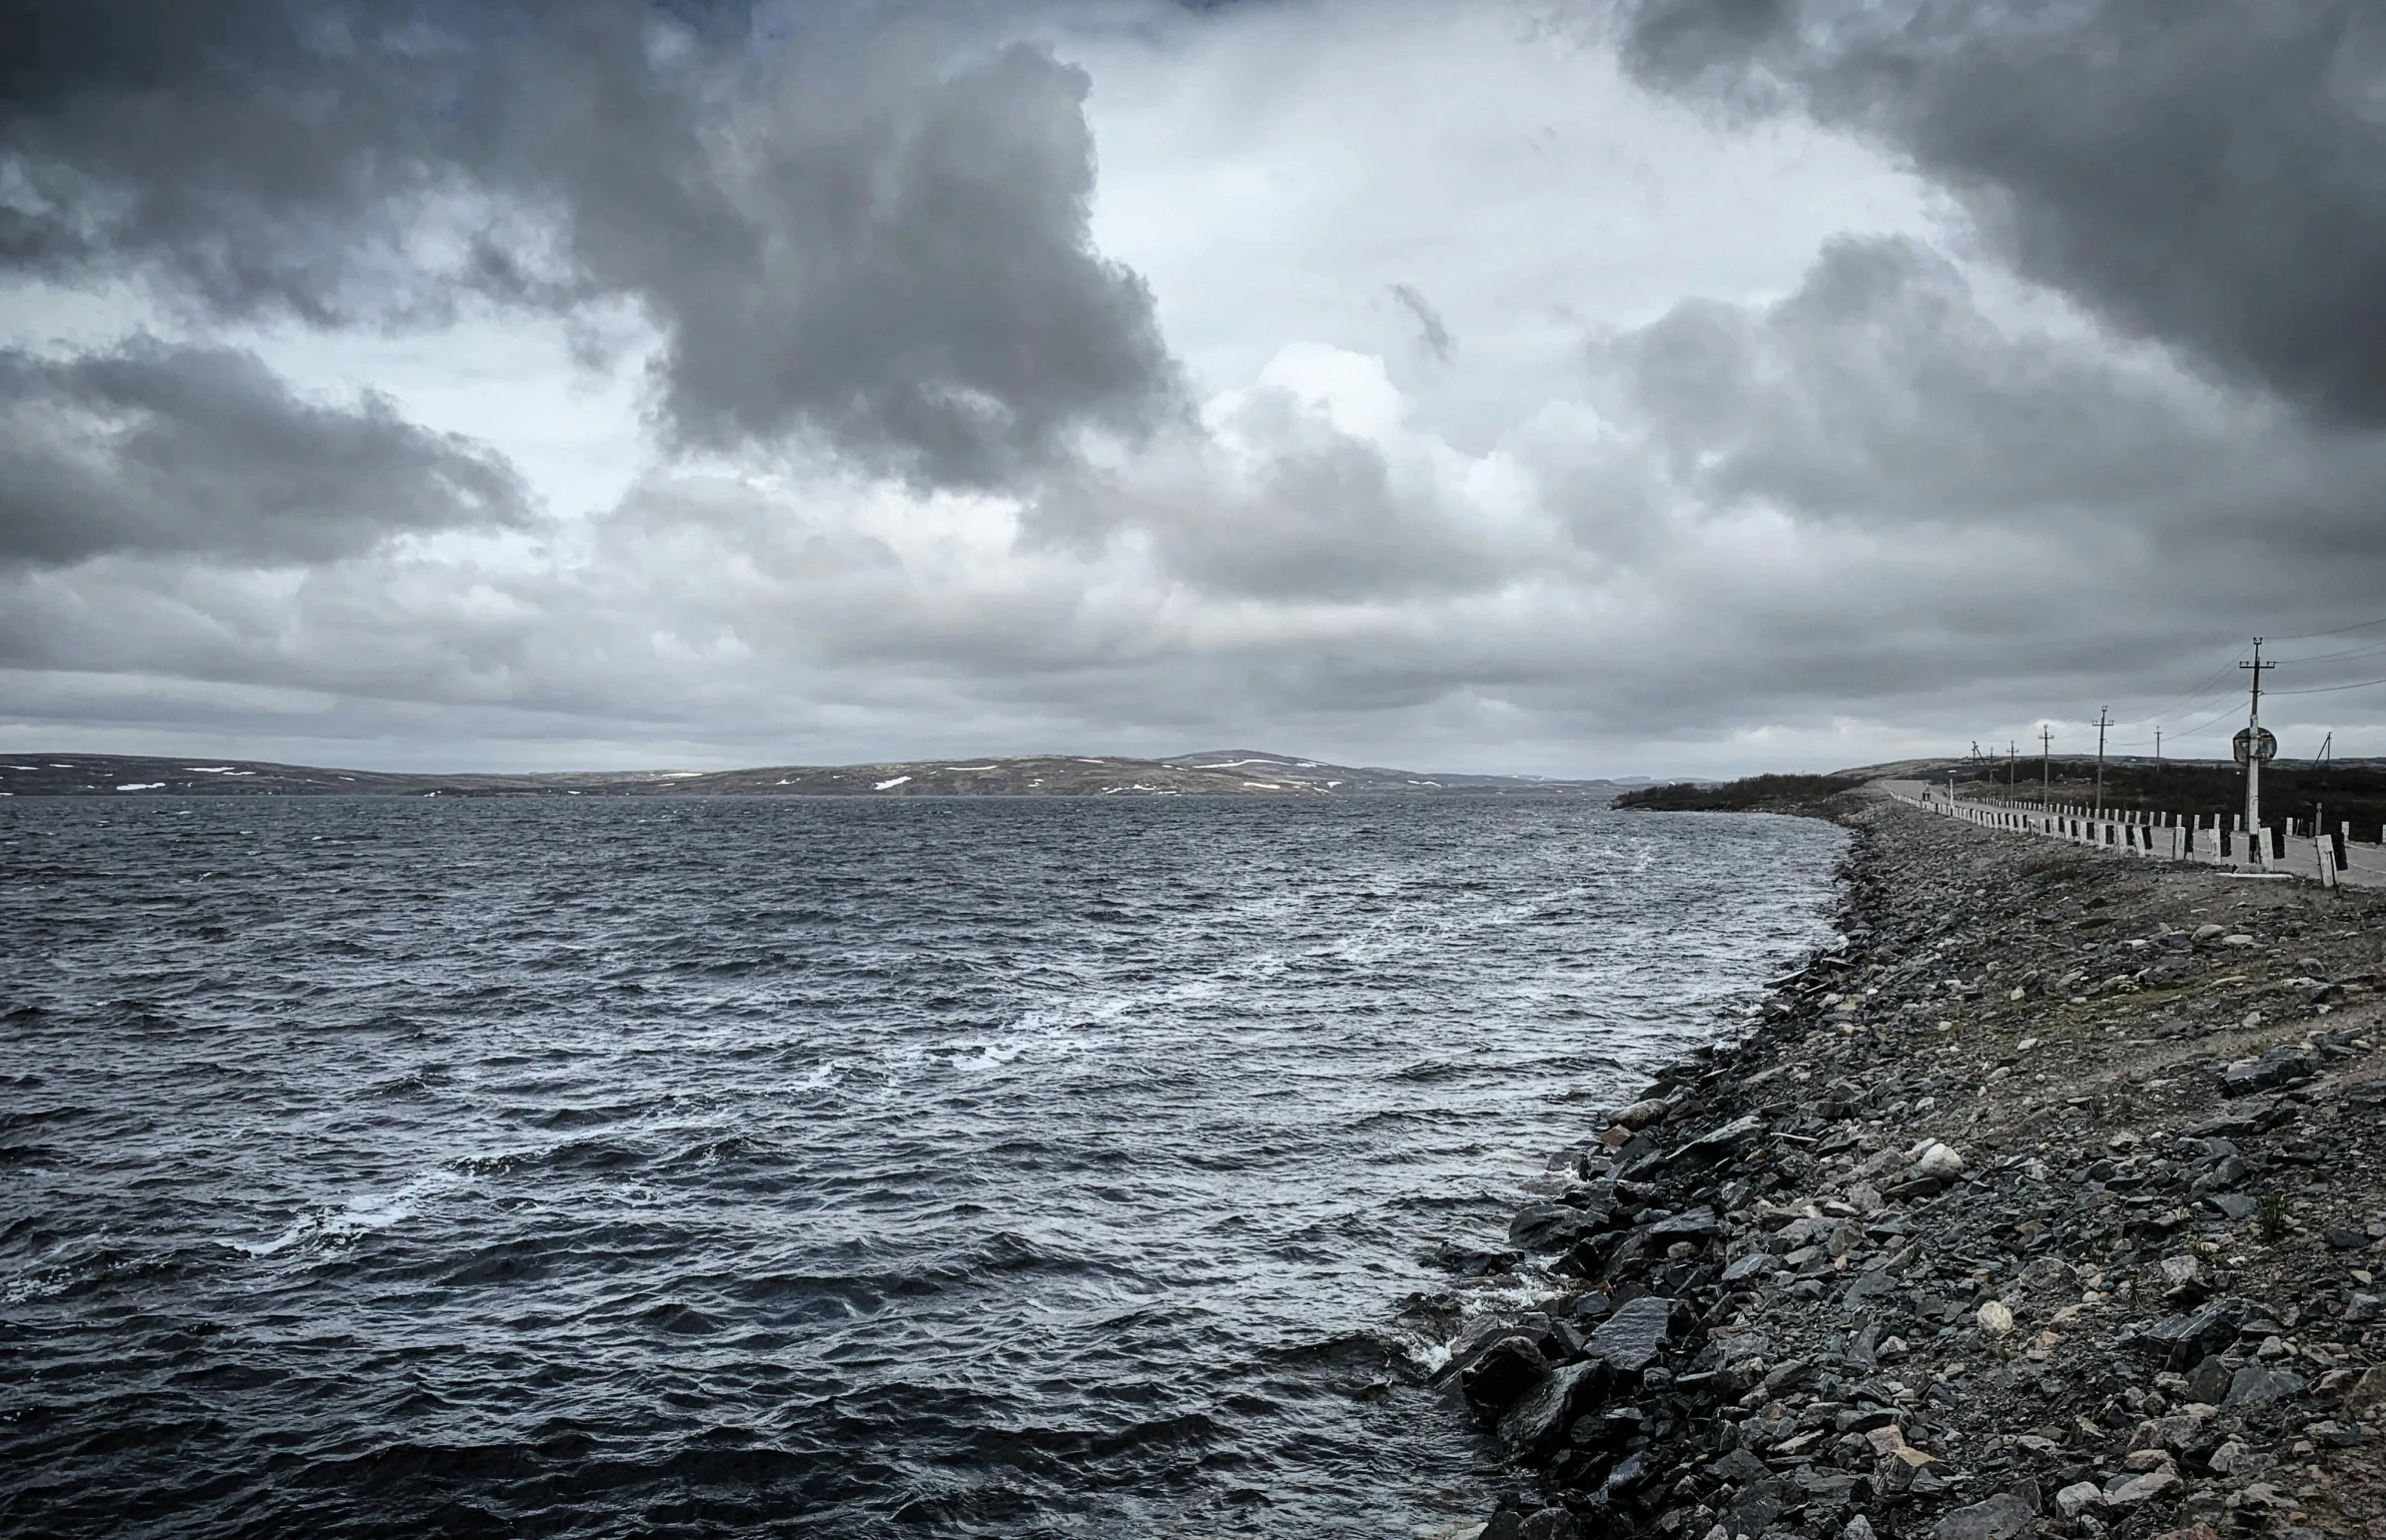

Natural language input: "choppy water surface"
[1,795,1843,1538]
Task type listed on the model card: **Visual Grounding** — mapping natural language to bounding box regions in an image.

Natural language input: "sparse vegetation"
[2257,1190,2291,1243]
[1613,774,1868,813]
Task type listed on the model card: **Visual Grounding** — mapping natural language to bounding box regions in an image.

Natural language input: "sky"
[1,0,2383,778]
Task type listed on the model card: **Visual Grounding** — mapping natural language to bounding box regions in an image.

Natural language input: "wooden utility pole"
[2241,638,2275,836]
[2093,706,2111,815]
[2040,726,2052,798]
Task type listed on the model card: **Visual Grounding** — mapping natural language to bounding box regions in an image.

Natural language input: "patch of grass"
[2256,1191,2290,1244]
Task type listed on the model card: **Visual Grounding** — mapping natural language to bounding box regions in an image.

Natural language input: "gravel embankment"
[1455,791,2386,1540]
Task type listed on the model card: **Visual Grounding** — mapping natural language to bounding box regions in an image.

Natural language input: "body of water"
[1,795,1842,1537]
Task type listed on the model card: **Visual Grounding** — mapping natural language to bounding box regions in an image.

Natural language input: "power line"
[2268,674,2386,698]
[2169,697,2250,739]
[2135,656,2248,720]
[2261,608,2386,639]
[2273,637,2386,667]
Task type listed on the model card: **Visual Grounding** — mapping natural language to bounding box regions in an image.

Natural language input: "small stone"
[1843,1518,1878,1540]
[1586,1294,1676,1372]
[2104,1468,2179,1506]
[1932,1491,2036,1540]
[2186,1354,2232,1404]
[2222,1364,2306,1408]
[1721,1252,1779,1283]
[2054,1481,2105,1519]
[1613,1098,1672,1130]
[2342,1363,2386,1414]
[1978,1299,2015,1335]
[1909,1141,1966,1181]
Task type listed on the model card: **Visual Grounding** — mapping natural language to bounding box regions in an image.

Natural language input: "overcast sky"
[2,0,2382,777]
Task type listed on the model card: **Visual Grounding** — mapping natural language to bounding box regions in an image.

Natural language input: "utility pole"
[2093,706,2111,815]
[2241,637,2275,838]
[2008,740,2017,791]
[2154,725,2161,765]
[2039,726,2052,799]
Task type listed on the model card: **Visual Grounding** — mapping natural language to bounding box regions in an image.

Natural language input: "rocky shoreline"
[1452,790,2386,1540]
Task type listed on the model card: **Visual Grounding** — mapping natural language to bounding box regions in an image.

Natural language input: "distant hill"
[0,750,1633,799]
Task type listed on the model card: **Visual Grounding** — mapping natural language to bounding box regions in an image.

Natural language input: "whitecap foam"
[233,1169,464,1256]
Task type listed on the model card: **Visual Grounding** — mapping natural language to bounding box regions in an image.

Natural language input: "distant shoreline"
[0,749,1639,800]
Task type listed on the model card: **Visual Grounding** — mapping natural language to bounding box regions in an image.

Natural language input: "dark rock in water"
[1932,1490,2038,1540]
[1520,1508,1581,1540]
[2224,1364,2307,1407]
[1511,1202,1606,1252]
[1462,1334,1550,1412]
[1499,1359,1604,1456]
[1479,1513,1527,1540]
[1429,1239,1524,1275]
[1586,1294,1677,1372]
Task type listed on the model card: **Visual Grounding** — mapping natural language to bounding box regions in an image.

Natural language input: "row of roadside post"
[1879,780,2386,892]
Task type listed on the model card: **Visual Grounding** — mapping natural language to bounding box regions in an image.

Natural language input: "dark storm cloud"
[0,339,531,566]
[1389,283,1454,363]
[1587,236,2271,530]
[1613,0,2386,425]
[0,0,1178,486]
[1562,233,2386,724]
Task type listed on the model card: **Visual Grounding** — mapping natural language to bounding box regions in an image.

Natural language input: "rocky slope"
[1452,791,2386,1540]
